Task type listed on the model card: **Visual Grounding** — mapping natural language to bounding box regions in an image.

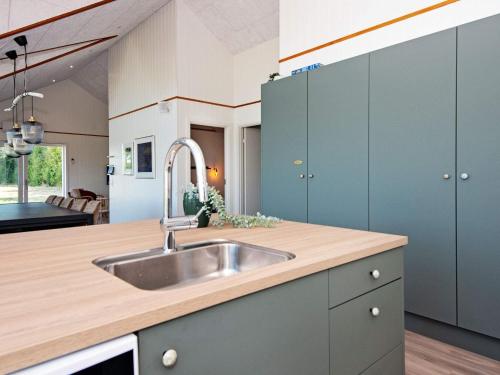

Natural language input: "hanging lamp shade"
[5,124,21,146]
[12,136,33,155]
[3,142,21,158]
[21,115,44,144]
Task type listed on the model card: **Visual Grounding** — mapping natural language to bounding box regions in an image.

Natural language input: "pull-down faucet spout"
[160,138,208,253]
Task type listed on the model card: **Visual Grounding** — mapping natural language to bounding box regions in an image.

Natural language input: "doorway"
[190,125,225,197]
[0,144,66,204]
[241,126,261,215]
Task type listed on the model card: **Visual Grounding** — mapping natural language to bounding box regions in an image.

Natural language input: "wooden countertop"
[0,220,407,373]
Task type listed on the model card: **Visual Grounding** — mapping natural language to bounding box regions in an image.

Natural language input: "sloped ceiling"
[0,0,171,102]
[184,0,279,54]
[0,0,280,103]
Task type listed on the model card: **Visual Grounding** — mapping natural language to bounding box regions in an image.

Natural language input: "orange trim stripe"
[45,131,108,138]
[0,0,115,41]
[279,0,459,63]
[108,97,262,121]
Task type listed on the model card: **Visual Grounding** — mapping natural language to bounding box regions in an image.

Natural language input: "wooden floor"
[406,331,500,375]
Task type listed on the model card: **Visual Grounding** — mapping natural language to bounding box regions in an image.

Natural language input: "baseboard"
[405,312,500,361]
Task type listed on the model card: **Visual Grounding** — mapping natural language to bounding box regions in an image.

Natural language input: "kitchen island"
[0,220,406,374]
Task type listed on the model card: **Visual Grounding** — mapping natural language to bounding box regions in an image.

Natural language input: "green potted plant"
[183,183,281,229]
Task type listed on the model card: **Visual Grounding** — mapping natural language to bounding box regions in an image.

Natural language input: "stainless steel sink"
[93,240,295,291]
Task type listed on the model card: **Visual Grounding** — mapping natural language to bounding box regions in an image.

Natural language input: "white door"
[242,127,261,215]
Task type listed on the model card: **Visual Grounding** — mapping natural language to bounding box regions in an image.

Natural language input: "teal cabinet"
[261,13,500,347]
[138,251,404,375]
[261,56,369,229]
[308,55,369,229]
[457,14,500,339]
[261,74,308,222]
[369,29,457,325]
[139,272,330,375]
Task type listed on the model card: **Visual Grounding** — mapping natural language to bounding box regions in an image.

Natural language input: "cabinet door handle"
[370,307,381,317]
[299,174,305,179]
[443,174,451,180]
[162,349,178,368]
[460,173,470,181]
[370,269,381,280]
[308,174,314,179]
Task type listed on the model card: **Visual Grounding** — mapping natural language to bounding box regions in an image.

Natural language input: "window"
[0,147,19,204]
[0,144,65,204]
[27,145,65,202]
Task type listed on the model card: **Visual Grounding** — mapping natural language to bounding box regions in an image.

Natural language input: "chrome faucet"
[161,137,208,253]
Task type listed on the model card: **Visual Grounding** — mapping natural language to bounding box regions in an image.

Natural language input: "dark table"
[0,202,93,234]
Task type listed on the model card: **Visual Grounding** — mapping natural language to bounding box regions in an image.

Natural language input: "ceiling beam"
[0,37,108,61]
[0,0,116,41]
[0,35,117,81]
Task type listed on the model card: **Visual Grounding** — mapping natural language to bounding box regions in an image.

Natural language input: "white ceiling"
[0,0,171,102]
[184,0,279,54]
[0,0,279,103]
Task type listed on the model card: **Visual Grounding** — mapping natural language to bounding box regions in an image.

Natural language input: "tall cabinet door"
[457,14,500,339]
[369,29,457,324]
[308,55,369,230]
[261,74,308,222]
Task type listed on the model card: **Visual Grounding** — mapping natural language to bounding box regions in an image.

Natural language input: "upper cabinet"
[261,56,369,230]
[308,55,369,230]
[261,14,500,341]
[261,74,308,222]
[457,13,500,339]
[369,29,458,325]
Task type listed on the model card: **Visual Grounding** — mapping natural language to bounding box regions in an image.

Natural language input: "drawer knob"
[162,349,178,368]
[370,269,381,280]
[370,307,381,317]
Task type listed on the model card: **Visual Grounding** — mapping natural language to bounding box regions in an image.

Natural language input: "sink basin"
[93,240,295,291]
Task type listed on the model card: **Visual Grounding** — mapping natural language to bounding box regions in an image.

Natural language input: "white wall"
[279,0,500,75]
[233,38,279,127]
[108,1,177,118]
[108,0,279,222]
[108,1,178,222]
[0,79,109,196]
[174,0,235,211]
[108,104,177,223]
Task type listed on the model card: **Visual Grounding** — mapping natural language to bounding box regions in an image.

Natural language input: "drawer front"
[361,345,404,375]
[330,279,403,375]
[329,248,402,307]
[138,272,329,375]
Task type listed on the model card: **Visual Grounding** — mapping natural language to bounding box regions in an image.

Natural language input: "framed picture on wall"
[122,143,134,175]
[134,136,155,179]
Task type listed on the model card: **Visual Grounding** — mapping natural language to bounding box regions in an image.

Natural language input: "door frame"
[240,124,261,215]
[188,121,231,200]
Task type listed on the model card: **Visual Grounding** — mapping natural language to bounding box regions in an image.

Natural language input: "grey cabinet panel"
[139,272,329,375]
[369,29,457,324]
[261,74,308,222]
[330,280,403,375]
[308,55,369,229]
[457,14,500,339]
[329,248,403,308]
[360,345,404,375]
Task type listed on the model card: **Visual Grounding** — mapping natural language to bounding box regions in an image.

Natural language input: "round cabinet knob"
[460,173,470,181]
[308,174,314,179]
[443,174,451,180]
[162,349,178,368]
[299,174,305,179]
[370,269,381,280]
[370,307,381,317]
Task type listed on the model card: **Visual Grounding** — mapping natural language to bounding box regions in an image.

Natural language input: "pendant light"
[16,35,44,144]
[4,50,21,148]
